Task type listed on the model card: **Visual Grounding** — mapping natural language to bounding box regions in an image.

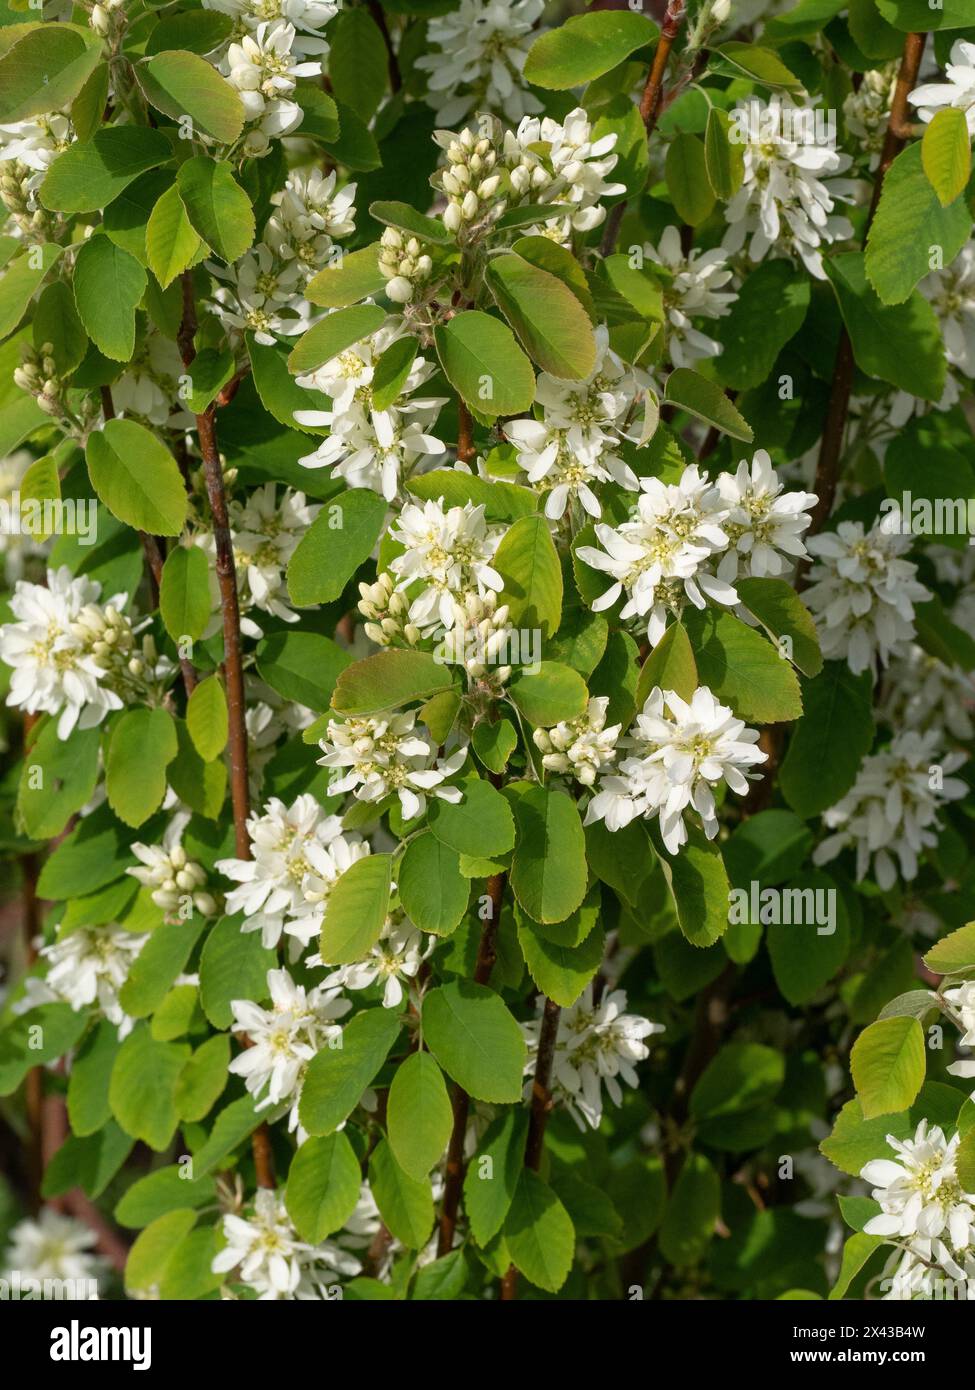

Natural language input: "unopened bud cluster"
[0,161,51,237]
[533,697,621,787]
[378,227,433,305]
[439,592,513,683]
[15,343,66,419]
[358,572,420,647]
[90,0,125,39]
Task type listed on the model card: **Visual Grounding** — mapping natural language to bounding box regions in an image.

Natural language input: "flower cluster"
[523,986,662,1131]
[813,731,967,889]
[805,519,932,676]
[533,697,621,787]
[387,497,504,633]
[317,712,468,820]
[416,0,544,127]
[213,1188,361,1299]
[17,923,149,1039]
[129,814,218,920]
[220,20,328,156]
[645,227,737,368]
[586,685,767,853]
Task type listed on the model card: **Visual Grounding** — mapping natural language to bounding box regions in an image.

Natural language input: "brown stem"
[499,996,561,1300]
[600,0,688,257]
[179,273,274,1191]
[21,741,43,1211]
[801,32,925,575]
[437,871,505,1256]
[368,0,401,93]
[456,399,476,465]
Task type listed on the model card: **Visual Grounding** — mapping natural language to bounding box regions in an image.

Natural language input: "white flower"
[522,986,662,1130]
[4,1210,103,1287]
[322,916,433,1008]
[576,466,738,645]
[861,1122,975,1247]
[813,731,967,889]
[945,981,975,1048]
[129,812,217,918]
[512,107,625,231]
[23,923,148,1038]
[917,241,975,377]
[388,497,503,631]
[585,684,767,852]
[805,519,931,675]
[646,227,737,367]
[378,227,434,305]
[0,113,74,200]
[265,169,357,279]
[714,449,817,582]
[216,795,370,950]
[226,20,324,111]
[533,697,621,787]
[881,643,975,742]
[722,96,856,279]
[844,64,897,167]
[0,448,49,581]
[228,967,350,1122]
[112,332,189,427]
[209,243,308,344]
[910,40,975,138]
[231,484,320,635]
[416,0,544,127]
[0,567,135,738]
[205,0,338,45]
[433,590,515,683]
[317,711,468,820]
[212,1188,359,1299]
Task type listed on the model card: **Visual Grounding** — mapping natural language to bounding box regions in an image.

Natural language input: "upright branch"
[437,869,506,1255]
[178,272,273,1190]
[600,0,688,257]
[803,32,926,555]
[456,399,476,464]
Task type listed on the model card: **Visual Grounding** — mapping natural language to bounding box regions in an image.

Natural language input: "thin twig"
[436,870,505,1255]
[600,0,688,258]
[456,400,476,465]
[179,272,274,1190]
[368,0,401,93]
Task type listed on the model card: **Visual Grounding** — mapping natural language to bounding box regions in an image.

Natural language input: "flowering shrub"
[1,0,975,1308]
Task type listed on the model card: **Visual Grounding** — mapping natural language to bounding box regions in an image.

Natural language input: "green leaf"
[187,675,228,762]
[87,417,188,538]
[486,253,596,380]
[516,916,604,1006]
[422,981,526,1103]
[329,8,389,121]
[71,61,110,144]
[106,708,178,828]
[183,346,235,413]
[690,1042,785,1119]
[713,260,810,390]
[398,832,469,937]
[825,251,946,400]
[299,1007,402,1136]
[169,721,227,819]
[957,1130,975,1192]
[145,11,235,56]
[176,157,255,263]
[73,235,147,362]
[67,1020,120,1138]
[0,243,61,343]
[434,311,536,420]
[198,914,275,1029]
[306,244,386,308]
[285,1133,362,1241]
[494,514,563,639]
[17,720,101,840]
[256,630,351,711]
[119,917,207,1020]
[332,648,454,715]
[658,1152,720,1266]
[504,1170,575,1292]
[368,200,452,244]
[711,42,804,91]
[736,576,822,677]
[245,332,325,432]
[635,620,697,707]
[923,922,975,976]
[875,0,974,31]
[387,1052,453,1179]
[683,608,802,722]
[512,235,597,318]
[192,1095,269,1177]
[524,11,657,89]
[174,1034,229,1122]
[464,1109,529,1246]
[125,1210,198,1294]
[33,280,87,375]
[507,660,588,727]
[146,183,204,290]
[428,777,516,858]
[851,1017,926,1120]
[865,142,971,304]
[287,487,388,606]
[665,134,716,227]
[42,1121,133,1201]
[288,303,386,376]
[160,545,211,643]
[922,107,972,207]
[664,368,753,442]
[779,662,874,818]
[41,126,172,214]
[0,1004,88,1097]
[649,822,731,947]
[407,468,537,523]
[109,1025,190,1150]
[766,871,849,1003]
[0,23,103,123]
[319,852,392,966]
[829,1231,886,1301]
[510,784,588,925]
[115,1165,216,1229]
[139,50,245,144]
[368,1138,434,1248]
[704,106,744,201]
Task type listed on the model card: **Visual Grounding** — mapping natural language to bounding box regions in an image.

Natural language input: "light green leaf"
[866,142,971,304]
[109,1025,190,1150]
[922,107,972,207]
[486,253,596,380]
[73,235,147,362]
[319,853,392,966]
[635,620,697,707]
[198,915,275,1029]
[683,607,802,722]
[256,630,351,711]
[665,134,715,226]
[0,23,103,123]
[0,244,62,342]
[146,183,204,290]
[736,576,822,677]
[434,311,536,419]
[704,106,744,200]
[139,50,245,144]
[86,417,188,534]
[387,1052,453,1180]
[286,1133,362,1241]
[17,720,101,840]
[924,922,975,976]
[106,708,178,828]
[494,514,563,639]
[331,648,454,715]
[174,1034,229,1122]
[516,916,604,1006]
[287,487,388,606]
[428,777,516,858]
[368,1139,435,1248]
[187,675,228,762]
[464,1109,528,1247]
[160,545,211,643]
[41,126,172,214]
[504,1170,575,1292]
[510,784,588,925]
[664,368,753,441]
[524,11,657,90]
[398,833,469,937]
[423,981,526,1103]
[507,660,588,727]
[33,280,87,375]
[288,303,387,375]
[306,244,386,308]
[711,42,804,91]
[851,1017,926,1119]
[299,1007,402,1136]
[176,157,255,263]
